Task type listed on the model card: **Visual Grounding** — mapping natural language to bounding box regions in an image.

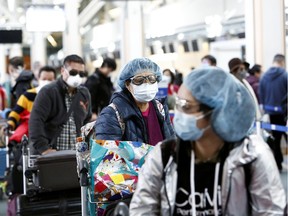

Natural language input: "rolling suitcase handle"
[21,134,29,195]
[79,159,89,216]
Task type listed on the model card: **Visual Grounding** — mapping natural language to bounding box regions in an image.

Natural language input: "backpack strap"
[160,139,178,171]
[243,162,252,214]
[155,100,165,119]
[109,103,125,135]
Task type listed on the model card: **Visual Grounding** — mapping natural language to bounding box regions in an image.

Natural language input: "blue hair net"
[118,58,162,89]
[183,67,255,142]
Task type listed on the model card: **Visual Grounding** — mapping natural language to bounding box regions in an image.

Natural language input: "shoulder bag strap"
[109,103,125,135]
[54,92,81,141]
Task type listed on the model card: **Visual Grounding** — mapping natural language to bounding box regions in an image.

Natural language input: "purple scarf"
[142,102,164,146]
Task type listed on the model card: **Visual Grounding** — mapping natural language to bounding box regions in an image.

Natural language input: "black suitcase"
[29,150,80,192]
[16,188,81,216]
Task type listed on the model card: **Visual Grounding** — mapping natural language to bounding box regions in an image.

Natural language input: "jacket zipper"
[223,169,233,214]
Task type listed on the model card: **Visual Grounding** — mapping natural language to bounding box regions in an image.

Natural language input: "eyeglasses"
[130,75,157,86]
[175,96,201,114]
[64,67,88,78]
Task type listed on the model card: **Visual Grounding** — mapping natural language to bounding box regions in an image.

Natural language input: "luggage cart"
[17,136,82,215]
[77,121,153,216]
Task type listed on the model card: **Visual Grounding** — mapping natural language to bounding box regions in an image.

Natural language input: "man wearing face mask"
[228,57,261,121]
[85,57,117,120]
[95,57,175,146]
[29,55,92,155]
[8,56,35,107]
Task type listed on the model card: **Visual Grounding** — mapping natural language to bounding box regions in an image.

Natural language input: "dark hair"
[273,54,285,64]
[9,56,24,69]
[201,55,217,66]
[39,66,57,78]
[248,64,261,75]
[228,58,242,72]
[243,61,250,71]
[174,72,183,86]
[163,68,175,84]
[101,58,117,71]
[63,54,85,66]
[200,103,213,120]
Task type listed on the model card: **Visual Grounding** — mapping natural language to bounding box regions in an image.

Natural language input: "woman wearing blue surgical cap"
[130,67,285,216]
[95,57,175,145]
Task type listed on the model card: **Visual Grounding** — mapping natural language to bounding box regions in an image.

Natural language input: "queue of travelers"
[0,53,286,215]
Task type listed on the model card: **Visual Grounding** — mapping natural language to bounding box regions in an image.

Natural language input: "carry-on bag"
[27,150,80,192]
[77,138,153,216]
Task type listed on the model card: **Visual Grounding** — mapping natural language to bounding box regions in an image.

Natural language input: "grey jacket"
[130,134,286,215]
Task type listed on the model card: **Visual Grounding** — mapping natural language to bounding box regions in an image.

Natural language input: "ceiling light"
[47,35,57,47]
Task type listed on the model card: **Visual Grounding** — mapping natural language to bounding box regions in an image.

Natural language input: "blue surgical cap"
[118,58,162,89]
[183,67,255,142]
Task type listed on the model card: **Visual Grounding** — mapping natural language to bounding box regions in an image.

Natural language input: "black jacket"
[29,78,92,154]
[85,68,114,114]
[11,70,34,106]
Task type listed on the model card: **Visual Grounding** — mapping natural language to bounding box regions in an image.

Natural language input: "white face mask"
[36,80,52,93]
[10,68,22,86]
[66,74,82,88]
[131,82,158,103]
[162,75,171,83]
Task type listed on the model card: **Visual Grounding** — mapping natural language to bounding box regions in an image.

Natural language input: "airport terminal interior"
[0,0,287,215]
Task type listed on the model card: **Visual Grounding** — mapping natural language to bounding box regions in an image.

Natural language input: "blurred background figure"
[246,64,262,103]
[228,57,261,120]
[85,58,117,120]
[201,54,217,66]
[162,68,179,110]
[243,61,250,74]
[7,66,56,146]
[0,86,6,112]
[174,70,183,87]
[259,54,288,171]
[163,69,179,95]
[8,56,34,107]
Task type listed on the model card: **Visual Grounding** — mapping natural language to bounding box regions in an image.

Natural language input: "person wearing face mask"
[85,57,117,120]
[201,54,217,67]
[129,67,286,216]
[6,66,57,145]
[228,58,261,121]
[162,69,179,110]
[8,56,35,108]
[3,66,56,197]
[163,69,180,95]
[29,55,92,155]
[95,57,175,145]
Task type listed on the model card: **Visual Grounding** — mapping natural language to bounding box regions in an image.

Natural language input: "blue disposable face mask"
[173,109,210,141]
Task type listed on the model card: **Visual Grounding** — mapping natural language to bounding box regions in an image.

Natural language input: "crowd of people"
[0,52,287,215]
